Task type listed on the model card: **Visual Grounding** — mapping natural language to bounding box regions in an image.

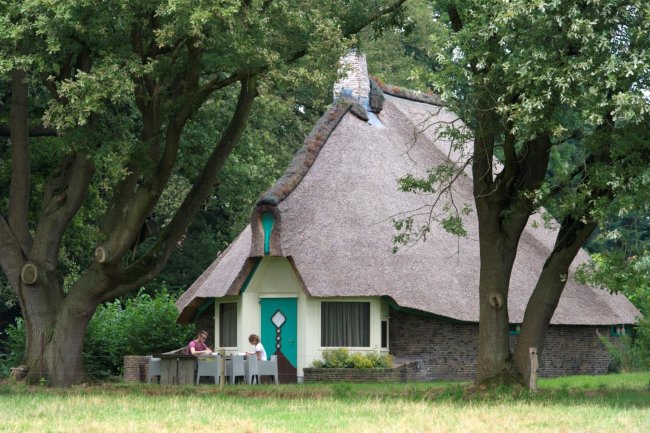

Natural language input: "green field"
[1,373,648,433]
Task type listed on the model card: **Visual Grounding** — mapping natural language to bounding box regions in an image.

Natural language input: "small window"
[381,320,388,349]
[219,303,237,347]
[321,302,370,347]
[509,324,521,335]
[610,325,627,337]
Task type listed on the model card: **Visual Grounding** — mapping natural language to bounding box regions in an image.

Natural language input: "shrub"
[350,353,374,368]
[599,324,650,373]
[364,351,394,368]
[314,348,393,369]
[322,348,352,368]
[84,289,195,379]
[0,318,26,377]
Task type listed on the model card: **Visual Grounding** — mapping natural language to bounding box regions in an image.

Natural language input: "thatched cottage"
[176,53,640,383]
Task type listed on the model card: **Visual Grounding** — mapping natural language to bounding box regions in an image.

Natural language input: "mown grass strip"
[1,373,649,433]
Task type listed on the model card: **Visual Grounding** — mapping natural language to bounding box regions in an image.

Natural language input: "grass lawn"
[0,372,648,433]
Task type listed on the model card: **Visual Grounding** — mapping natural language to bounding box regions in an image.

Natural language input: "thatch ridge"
[370,75,446,107]
[257,99,367,207]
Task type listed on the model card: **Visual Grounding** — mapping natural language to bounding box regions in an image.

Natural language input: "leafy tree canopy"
[364,0,650,384]
[0,0,407,385]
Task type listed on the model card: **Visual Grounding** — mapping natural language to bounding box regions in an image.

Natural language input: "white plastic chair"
[258,355,279,385]
[226,355,246,384]
[196,356,223,385]
[246,355,259,385]
[147,356,161,383]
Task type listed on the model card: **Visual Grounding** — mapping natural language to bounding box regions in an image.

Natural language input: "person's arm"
[189,341,211,355]
[255,343,262,360]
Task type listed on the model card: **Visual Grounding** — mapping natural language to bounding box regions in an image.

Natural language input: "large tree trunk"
[475,223,520,384]
[19,263,107,385]
[20,277,63,383]
[471,128,552,385]
[512,219,597,384]
[43,294,100,386]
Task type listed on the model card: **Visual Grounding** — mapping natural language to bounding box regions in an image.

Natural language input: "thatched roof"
[177,89,640,326]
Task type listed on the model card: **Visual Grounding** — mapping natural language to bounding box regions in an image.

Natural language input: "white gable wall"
[212,256,389,381]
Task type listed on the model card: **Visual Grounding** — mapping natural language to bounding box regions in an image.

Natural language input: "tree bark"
[472,123,552,384]
[8,68,33,256]
[512,219,597,384]
[21,271,108,385]
[475,220,520,384]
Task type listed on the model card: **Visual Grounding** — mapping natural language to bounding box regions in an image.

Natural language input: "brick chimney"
[333,50,370,105]
[333,51,384,126]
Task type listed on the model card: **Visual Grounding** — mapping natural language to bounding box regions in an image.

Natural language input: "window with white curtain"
[219,303,237,347]
[321,302,370,347]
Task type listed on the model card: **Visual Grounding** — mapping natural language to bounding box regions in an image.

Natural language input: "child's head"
[248,333,260,345]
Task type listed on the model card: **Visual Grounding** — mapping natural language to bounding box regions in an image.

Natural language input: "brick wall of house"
[389,309,617,380]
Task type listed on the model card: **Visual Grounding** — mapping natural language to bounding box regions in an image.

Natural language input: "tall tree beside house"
[0,0,408,386]
[388,1,650,384]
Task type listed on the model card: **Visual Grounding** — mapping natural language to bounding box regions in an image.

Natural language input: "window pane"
[381,320,388,348]
[321,302,370,347]
[219,303,237,347]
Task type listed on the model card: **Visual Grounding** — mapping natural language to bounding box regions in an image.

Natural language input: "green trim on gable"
[240,258,262,294]
[193,298,215,323]
[262,212,275,255]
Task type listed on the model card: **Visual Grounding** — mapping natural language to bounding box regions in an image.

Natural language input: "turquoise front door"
[260,298,297,383]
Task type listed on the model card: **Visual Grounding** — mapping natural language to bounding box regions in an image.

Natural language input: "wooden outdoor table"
[156,354,197,385]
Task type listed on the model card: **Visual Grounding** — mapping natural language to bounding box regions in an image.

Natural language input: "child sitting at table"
[247,334,267,361]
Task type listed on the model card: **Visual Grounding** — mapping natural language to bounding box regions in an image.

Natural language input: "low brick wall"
[304,368,399,382]
[123,355,150,383]
[304,365,455,383]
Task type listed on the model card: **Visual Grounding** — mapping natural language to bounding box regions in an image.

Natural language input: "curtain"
[321,302,370,347]
[219,303,237,347]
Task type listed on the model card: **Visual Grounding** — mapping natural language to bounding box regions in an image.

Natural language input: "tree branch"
[8,68,33,255]
[195,73,242,108]
[31,153,95,267]
[112,75,259,292]
[447,5,463,32]
[343,0,408,36]
[518,133,552,192]
[472,111,497,200]
[196,0,407,100]
[0,124,57,137]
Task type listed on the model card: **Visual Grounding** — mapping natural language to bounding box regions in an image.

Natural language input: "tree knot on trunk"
[488,292,504,309]
[94,246,111,264]
[20,262,39,285]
